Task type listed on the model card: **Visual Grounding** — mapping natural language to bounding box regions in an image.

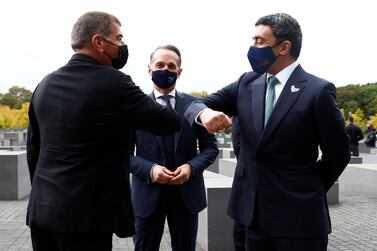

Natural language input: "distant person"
[231,116,246,251]
[365,123,376,147]
[185,13,350,251]
[129,45,219,251]
[26,11,181,251]
[346,116,364,156]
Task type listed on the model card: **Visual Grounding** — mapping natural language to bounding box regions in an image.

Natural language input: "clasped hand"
[152,163,192,185]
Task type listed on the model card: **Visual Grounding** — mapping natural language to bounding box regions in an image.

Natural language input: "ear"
[176,68,183,79]
[92,34,104,52]
[279,40,292,56]
[148,65,153,76]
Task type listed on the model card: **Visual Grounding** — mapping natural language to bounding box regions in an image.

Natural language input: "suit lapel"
[251,74,267,138]
[149,92,165,150]
[259,65,306,147]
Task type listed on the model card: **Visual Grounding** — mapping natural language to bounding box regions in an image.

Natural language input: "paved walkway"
[0,195,376,251]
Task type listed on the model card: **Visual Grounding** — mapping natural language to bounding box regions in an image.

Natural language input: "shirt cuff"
[150,163,157,183]
[194,108,209,126]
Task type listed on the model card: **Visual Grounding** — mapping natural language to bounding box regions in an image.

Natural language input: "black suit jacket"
[346,123,364,145]
[130,92,219,218]
[185,66,350,238]
[26,54,181,237]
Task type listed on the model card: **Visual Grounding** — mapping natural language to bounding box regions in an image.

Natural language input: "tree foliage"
[336,82,377,117]
[0,86,32,109]
[189,91,209,98]
[0,103,29,129]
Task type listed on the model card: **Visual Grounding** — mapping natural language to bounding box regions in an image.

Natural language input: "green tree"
[0,86,32,109]
[360,83,377,116]
[368,96,377,117]
[336,84,361,115]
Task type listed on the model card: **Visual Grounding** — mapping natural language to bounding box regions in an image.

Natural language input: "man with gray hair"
[26,11,181,251]
[130,44,218,251]
[185,13,350,251]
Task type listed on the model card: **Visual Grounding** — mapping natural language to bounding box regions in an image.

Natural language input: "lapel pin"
[290,85,300,93]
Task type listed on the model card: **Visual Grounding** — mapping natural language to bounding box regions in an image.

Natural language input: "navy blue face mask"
[247,43,281,74]
[152,70,178,89]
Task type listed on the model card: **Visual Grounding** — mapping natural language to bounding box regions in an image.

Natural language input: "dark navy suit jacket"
[26,54,181,238]
[185,65,350,238]
[130,91,219,218]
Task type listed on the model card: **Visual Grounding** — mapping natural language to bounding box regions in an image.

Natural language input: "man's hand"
[169,164,192,185]
[152,164,176,184]
[199,108,232,133]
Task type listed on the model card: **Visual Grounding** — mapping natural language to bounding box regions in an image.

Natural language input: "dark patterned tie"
[159,95,175,170]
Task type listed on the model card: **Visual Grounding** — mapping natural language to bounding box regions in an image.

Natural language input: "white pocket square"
[290,85,300,93]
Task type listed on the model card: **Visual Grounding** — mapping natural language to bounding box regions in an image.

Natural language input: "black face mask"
[102,37,129,69]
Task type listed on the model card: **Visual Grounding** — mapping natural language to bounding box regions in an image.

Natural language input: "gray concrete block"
[359,144,372,154]
[207,148,236,174]
[349,156,362,164]
[198,171,234,251]
[0,150,31,200]
[359,154,377,164]
[221,148,235,159]
[326,182,339,205]
[218,158,237,177]
[339,164,377,197]
[0,139,11,146]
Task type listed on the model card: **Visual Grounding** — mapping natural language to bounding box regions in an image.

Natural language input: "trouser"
[30,226,112,251]
[350,144,359,156]
[233,220,246,251]
[134,186,198,251]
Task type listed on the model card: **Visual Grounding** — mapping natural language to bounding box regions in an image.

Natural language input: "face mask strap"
[101,37,121,58]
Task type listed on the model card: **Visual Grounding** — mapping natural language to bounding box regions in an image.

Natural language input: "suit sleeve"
[129,130,155,182]
[119,75,181,135]
[231,116,240,159]
[184,76,243,126]
[26,101,40,184]
[187,124,219,175]
[315,83,350,191]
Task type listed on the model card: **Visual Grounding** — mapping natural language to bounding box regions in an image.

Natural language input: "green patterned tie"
[264,76,279,126]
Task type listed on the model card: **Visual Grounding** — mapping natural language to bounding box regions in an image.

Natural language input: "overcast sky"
[1,0,376,95]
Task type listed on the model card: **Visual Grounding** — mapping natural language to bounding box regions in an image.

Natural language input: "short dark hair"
[348,116,354,123]
[71,11,121,50]
[255,13,302,60]
[150,44,182,67]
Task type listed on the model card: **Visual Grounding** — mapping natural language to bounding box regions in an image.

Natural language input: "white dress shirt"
[266,60,299,106]
[154,89,176,109]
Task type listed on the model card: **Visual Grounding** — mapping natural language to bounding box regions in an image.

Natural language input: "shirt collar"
[154,89,176,99]
[267,60,299,85]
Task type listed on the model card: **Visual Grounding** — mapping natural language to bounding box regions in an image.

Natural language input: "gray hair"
[150,44,182,67]
[71,11,121,50]
[255,13,302,60]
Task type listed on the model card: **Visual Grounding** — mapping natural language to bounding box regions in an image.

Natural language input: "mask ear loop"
[270,39,285,58]
[101,37,121,58]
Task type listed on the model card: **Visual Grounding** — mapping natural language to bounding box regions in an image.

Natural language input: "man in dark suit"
[130,45,219,251]
[231,116,246,251]
[185,13,350,251]
[346,116,364,156]
[365,123,376,147]
[26,12,181,251]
